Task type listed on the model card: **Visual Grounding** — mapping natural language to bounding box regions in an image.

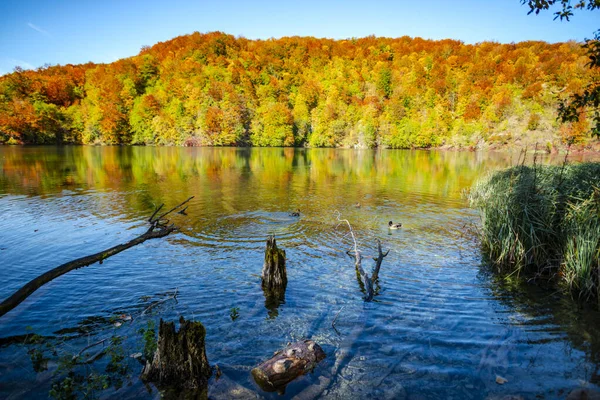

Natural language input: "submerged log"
[251,340,325,392]
[0,196,193,319]
[261,235,287,294]
[141,316,211,389]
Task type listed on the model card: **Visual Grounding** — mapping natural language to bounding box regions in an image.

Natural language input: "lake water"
[1,146,600,399]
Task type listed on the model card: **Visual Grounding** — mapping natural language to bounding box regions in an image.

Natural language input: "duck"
[388,221,402,229]
[289,209,301,217]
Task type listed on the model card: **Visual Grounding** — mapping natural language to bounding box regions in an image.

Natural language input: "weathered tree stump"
[251,340,326,392]
[261,236,287,316]
[567,388,600,400]
[141,316,211,390]
[261,235,287,292]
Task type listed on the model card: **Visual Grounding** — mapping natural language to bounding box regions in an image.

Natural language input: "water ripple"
[1,147,600,399]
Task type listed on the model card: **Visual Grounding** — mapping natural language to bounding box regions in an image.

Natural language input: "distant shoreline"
[3,142,600,156]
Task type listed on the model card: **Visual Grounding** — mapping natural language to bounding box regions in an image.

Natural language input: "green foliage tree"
[251,102,294,146]
[377,67,393,99]
[522,0,600,136]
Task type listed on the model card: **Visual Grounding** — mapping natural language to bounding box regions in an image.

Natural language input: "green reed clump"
[469,162,600,301]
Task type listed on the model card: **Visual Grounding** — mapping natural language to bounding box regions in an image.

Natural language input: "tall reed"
[469,162,600,301]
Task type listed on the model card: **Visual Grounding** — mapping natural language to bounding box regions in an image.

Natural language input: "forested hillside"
[0,32,597,148]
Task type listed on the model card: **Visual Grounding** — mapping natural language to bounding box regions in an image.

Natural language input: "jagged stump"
[141,316,211,390]
[261,236,287,314]
[251,340,326,392]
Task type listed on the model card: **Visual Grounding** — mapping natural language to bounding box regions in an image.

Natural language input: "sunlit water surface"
[1,147,600,399]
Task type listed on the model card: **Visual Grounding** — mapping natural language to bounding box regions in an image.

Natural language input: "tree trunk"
[251,340,325,393]
[141,316,211,390]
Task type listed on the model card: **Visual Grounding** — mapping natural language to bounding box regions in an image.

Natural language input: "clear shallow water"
[1,146,600,399]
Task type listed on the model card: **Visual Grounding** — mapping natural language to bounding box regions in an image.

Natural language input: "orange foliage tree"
[1,32,598,147]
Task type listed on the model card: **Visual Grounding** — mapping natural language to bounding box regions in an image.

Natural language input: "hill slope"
[0,32,598,149]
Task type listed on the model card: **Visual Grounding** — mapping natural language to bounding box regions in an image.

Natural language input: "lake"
[1,146,600,399]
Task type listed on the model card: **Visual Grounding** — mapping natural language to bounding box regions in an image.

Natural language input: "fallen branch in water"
[140,288,179,318]
[72,338,108,362]
[83,348,107,364]
[331,306,345,335]
[0,197,193,319]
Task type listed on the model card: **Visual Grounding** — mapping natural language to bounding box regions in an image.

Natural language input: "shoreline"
[3,141,600,155]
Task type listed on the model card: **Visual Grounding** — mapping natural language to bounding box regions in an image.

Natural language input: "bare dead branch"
[83,348,107,364]
[0,199,190,319]
[334,211,374,301]
[140,288,179,318]
[148,204,164,223]
[372,239,390,282]
[333,210,359,254]
[152,196,194,224]
[331,306,345,335]
[72,338,108,361]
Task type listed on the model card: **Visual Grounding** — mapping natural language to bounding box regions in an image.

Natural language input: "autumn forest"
[0,31,598,148]
[4,1,600,394]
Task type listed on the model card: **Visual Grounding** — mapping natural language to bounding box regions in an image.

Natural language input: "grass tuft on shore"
[469,162,600,302]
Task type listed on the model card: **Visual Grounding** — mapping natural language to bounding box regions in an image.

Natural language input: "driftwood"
[0,197,193,319]
[335,212,389,302]
[141,316,211,390]
[261,236,287,315]
[251,340,326,393]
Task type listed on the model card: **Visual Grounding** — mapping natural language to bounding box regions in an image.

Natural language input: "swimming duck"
[388,221,402,229]
[289,209,301,217]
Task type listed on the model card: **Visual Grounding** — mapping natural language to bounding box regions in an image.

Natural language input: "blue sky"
[0,0,598,75]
